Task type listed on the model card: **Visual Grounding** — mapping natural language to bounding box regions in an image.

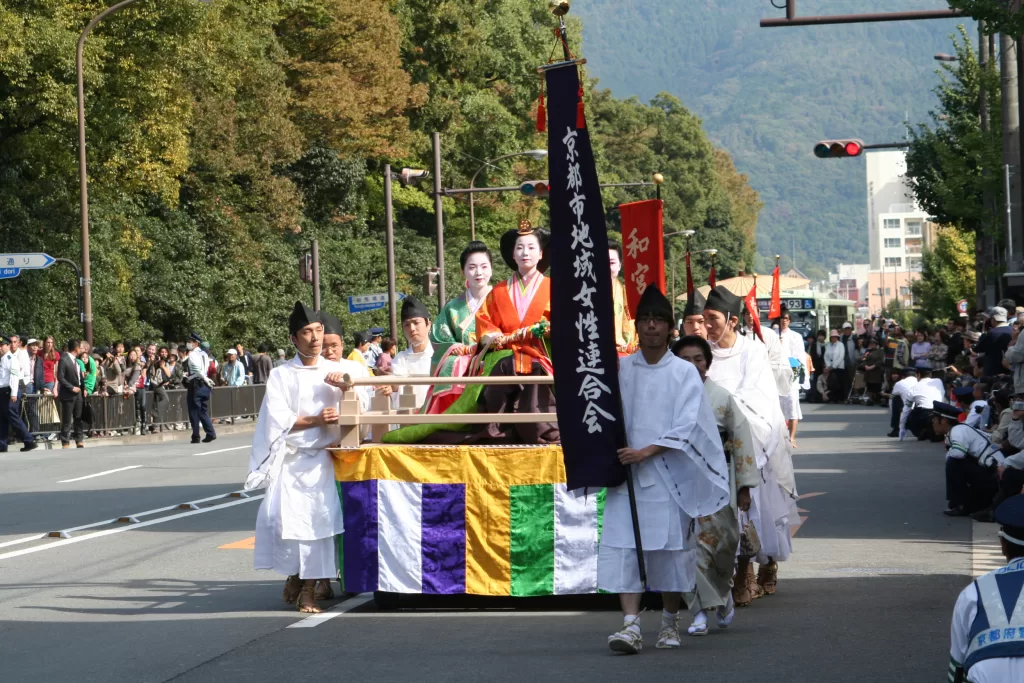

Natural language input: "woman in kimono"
[424,241,493,414]
[474,220,557,444]
[608,240,638,356]
[704,285,799,603]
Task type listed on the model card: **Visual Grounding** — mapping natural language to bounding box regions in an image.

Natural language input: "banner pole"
[624,464,648,590]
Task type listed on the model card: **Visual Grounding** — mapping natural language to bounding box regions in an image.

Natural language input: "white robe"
[708,333,798,562]
[390,341,434,411]
[247,356,371,579]
[597,351,730,593]
[778,328,805,421]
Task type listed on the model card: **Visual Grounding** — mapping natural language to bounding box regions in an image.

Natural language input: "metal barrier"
[21,384,267,438]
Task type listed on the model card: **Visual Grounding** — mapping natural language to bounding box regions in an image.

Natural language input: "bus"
[756,291,856,339]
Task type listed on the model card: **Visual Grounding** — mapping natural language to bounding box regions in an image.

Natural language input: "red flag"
[685,251,693,295]
[619,199,666,316]
[767,266,782,319]
[708,265,716,288]
[744,284,764,342]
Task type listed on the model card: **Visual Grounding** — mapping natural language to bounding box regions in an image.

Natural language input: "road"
[0,404,977,682]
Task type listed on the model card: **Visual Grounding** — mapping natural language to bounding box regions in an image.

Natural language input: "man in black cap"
[681,289,706,340]
[247,301,373,613]
[367,327,385,368]
[887,366,920,437]
[932,401,1001,517]
[600,286,728,653]
[184,331,216,444]
[949,495,1024,682]
[391,296,434,411]
[320,312,345,363]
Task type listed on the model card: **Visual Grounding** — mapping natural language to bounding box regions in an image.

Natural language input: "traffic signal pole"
[760,2,962,28]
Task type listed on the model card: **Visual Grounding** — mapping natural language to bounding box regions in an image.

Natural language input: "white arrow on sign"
[0,253,55,270]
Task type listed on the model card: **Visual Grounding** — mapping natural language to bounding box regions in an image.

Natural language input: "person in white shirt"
[390,296,434,411]
[887,367,919,437]
[900,368,946,440]
[948,495,1024,683]
[776,306,806,447]
[823,329,846,402]
[0,334,37,452]
[184,332,216,444]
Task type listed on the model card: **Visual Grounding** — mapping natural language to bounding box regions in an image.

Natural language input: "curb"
[32,421,257,450]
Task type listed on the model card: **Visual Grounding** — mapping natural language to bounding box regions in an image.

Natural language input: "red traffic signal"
[520,180,550,197]
[813,139,864,159]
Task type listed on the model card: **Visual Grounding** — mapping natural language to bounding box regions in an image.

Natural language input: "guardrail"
[20,384,267,438]
[335,374,556,446]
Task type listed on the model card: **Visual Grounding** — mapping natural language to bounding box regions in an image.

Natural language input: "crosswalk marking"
[972,520,1006,577]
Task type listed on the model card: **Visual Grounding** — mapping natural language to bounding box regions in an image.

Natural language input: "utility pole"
[432,132,446,309]
[1003,32,1022,290]
[979,20,993,311]
[311,238,321,312]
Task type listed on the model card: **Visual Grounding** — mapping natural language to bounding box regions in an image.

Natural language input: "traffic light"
[520,180,550,197]
[813,139,864,159]
[422,268,439,297]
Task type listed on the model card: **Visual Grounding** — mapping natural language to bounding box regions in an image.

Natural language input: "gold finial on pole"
[549,0,571,16]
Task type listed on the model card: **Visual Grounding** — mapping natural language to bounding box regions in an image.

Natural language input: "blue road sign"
[0,267,20,280]
[0,253,55,270]
[348,292,405,314]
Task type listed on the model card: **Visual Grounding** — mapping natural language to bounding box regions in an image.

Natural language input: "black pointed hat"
[635,285,674,325]
[500,220,550,274]
[288,301,319,335]
[704,285,743,319]
[401,295,430,322]
[320,311,344,337]
[683,288,706,318]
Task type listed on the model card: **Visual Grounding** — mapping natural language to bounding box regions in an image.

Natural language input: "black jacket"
[57,353,82,396]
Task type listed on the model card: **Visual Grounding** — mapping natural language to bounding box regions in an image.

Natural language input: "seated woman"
[474,220,558,444]
[423,241,494,414]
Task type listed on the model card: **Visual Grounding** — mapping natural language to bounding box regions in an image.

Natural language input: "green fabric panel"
[595,488,607,542]
[382,350,512,444]
[509,483,555,597]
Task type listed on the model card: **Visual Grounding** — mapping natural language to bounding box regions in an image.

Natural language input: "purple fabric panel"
[420,483,466,594]
[341,480,379,593]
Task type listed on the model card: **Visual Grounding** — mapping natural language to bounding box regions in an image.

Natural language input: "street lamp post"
[469,150,548,241]
[76,0,210,345]
[664,230,694,312]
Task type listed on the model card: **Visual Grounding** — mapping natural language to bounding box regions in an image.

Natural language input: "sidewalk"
[30,421,257,451]
[971,519,1004,577]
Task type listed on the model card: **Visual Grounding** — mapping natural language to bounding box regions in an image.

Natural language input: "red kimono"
[475,274,552,375]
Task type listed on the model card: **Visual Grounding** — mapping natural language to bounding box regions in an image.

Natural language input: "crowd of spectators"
[796,300,1024,522]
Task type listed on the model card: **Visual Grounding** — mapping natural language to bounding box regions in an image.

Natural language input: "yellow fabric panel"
[332,445,566,487]
[464,481,511,595]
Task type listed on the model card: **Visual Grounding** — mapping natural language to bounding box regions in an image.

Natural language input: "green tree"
[911,226,976,325]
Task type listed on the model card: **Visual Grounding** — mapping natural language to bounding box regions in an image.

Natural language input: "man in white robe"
[246,302,371,613]
[777,306,806,447]
[391,296,434,411]
[707,286,798,602]
[599,286,729,654]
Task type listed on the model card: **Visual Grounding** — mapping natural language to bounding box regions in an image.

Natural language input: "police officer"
[185,332,216,444]
[932,402,1001,518]
[949,494,1024,682]
[0,333,37,452]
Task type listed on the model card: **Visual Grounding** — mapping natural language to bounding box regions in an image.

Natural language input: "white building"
[866,150,931,273]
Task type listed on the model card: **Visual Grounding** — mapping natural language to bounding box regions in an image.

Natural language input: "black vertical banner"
[546,65,627,491]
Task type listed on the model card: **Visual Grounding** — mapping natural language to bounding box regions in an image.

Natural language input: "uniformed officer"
[949,494,1024,682]
[932,402,1001,517]
[1,333,38,452]
[185,332,216,444]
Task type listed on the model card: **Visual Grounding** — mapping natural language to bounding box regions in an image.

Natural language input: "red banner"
[619,199,665,316]
[768,266,782,319]
[744,284,764,342]
[709,265,716,288]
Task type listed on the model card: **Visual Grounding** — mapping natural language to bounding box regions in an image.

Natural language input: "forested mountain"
[576,0,970,278]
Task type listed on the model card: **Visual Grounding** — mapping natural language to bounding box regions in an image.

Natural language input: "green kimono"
[430,290,484,371]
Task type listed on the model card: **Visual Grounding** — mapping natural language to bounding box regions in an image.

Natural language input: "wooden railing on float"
[336,375,556,446]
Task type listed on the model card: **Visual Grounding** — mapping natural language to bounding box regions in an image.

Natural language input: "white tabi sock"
[690,610,707,626]
[623,614,641,633]
[661,610,678,627]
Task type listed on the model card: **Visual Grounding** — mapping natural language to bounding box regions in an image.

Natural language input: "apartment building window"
[884,218,901,230]
[885,287,891,296]
[907,256,922,271]
[899,286,910,296]
[884,238,901,248]
[884,257,903,267]
[905,220,922,236]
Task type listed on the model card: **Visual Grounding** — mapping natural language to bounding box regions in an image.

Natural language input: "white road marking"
[793,469,847,474]
[193,445,250,457]
[0,533,46,550]
[0,495,262,562]
[58,465,143,483]
[287,594,375,628]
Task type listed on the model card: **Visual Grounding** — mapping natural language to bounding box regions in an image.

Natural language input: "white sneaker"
[608,628,643,654]
[656,621,681,648]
